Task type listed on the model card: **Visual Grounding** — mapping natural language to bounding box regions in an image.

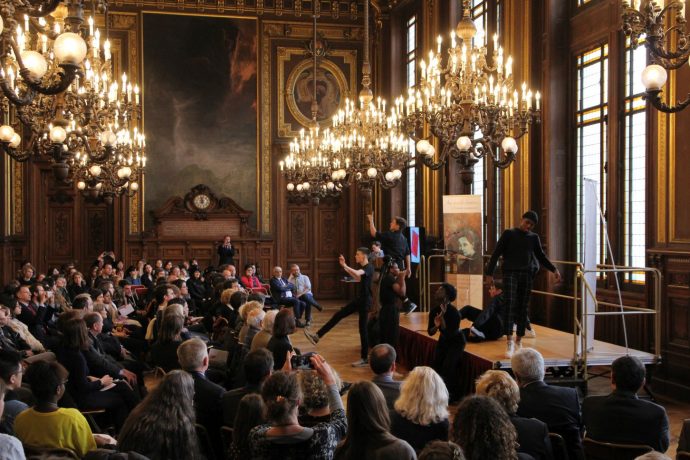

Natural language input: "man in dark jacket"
[178,338,225,459]
[269,266,305,327]
[582,355,670,453]
[222,348,273,426]
[512,347,584,460]
[369,344,401,410]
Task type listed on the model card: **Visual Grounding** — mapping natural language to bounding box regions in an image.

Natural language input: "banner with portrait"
[443,195,483,307]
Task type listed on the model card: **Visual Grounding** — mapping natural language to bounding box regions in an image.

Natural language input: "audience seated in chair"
[248,355,346,459]
[117,370,203,460]
[390,366,449,453]
[237,301,264,346]
[288,264,323,326]
[418,441,466,460]
[0,378,25,459]
[334,380,416,460]
[178,338,226,459]
[269,267,306,327]
[0,349,28,435]
[228,393,265,460]
[222,348,273,426]
[297,369,342,428]
[149,313,185,373]
[251,310,278,352]
[512,347,584,460]
[475,369,553,460]
[15,360,116,457]
[582,355,670,453]
[368,344,401,411]
[267,309,298,371]
[452,395,534,460]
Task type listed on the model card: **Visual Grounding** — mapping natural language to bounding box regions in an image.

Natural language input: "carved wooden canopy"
[151,184,259,239]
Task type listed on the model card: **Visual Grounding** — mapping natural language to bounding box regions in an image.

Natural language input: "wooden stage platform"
[397,312,657,395]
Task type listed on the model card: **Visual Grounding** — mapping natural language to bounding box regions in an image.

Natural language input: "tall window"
[471,0,488,46]
[575,44,608,264]
[406,15,417,227]
[623,40,646,280]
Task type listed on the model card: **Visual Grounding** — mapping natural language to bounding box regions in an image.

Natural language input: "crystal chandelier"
[280,9,345,205]
[622,0,690,112]
[0,0,91,154]
[396,0,540,185]
[325,0,410,193]
[0,4,147,200]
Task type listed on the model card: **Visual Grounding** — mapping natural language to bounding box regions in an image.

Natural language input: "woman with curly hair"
[248,354,346,459]
[475,370,553,460]
[335,381,416,460]
[391,366,449,452]
[451,395,532,460]
[117,370,202,460]
[419,441,466,460]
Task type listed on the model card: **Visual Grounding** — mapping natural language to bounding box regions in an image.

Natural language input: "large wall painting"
[143,13,258,227]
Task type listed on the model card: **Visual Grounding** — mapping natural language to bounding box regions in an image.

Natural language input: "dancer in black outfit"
[485,211,561,358]
[377,260,406,347]
[304,248,374,367]
[427,283,466,402]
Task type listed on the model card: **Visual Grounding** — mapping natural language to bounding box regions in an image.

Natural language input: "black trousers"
[317,298,370,360]
[378,303,400,347]
[503,271,533,337]
[298,293,319,321]
[432,337,465,401]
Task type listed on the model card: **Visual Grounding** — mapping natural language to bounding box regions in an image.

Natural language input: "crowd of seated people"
[0,255,686,460]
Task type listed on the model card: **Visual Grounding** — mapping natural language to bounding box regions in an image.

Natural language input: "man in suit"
[16,284,53,346]
[269,266,305,327]
[179,337,226,459]
[512,347,584,460]
[222,348,273,426]
[218,235,236,266]
[369,343,401,410]
[582,355,670,453]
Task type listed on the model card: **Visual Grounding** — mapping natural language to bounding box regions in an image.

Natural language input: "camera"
[290,352,317,370]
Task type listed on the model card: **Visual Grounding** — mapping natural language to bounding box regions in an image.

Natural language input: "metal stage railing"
[417,254,662,383]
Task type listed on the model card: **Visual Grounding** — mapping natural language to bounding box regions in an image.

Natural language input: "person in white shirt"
[0,379,26,460]
[288,265,323,327]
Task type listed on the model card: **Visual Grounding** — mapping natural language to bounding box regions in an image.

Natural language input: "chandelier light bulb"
[296,184,304,191]
[49,126,67,143]
[367,167,378,178]
[20,51,48,80]
[287,183,295,191]
[426,145,436,157]
[89,165,102,177]
[95,182,102,189]
[456,136,473,152]
[100,130,116,147]
[77,181,86,190]
[327,181,335,190]
[130,182,139,191]
[117,166,132,179]
[641,64,668,91]
[9,133,21,148]
[385,171,394,181]
[501,136,518,154]
[53,32,88,65]
[416,139,431,154]
[303,182,311,190]
[0,125,15,142]
[393,169,402,179]
[0,16,3,35]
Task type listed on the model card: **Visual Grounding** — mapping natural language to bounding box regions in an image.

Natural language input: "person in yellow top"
[14,360,114,457]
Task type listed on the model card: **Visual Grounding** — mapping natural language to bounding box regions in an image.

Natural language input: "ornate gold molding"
[12,160,23,234]
[277,47,356,137]
[261,22,273,234]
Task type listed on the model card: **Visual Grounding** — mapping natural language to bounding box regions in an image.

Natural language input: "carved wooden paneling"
[48,208,73,259]
[316,209,339,257]
[85,209,108,261]
[668,298,690,348]
[287,209,309,258]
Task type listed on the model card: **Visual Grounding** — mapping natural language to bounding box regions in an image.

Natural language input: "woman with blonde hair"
[475,370,552,460]
[391,366,449,452]
[251,309,278,351]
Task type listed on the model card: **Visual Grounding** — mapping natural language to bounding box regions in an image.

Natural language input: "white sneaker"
[505,341,515,358]
[351,359,368,368]
[525,328,536,338]
[470,326,485,339]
